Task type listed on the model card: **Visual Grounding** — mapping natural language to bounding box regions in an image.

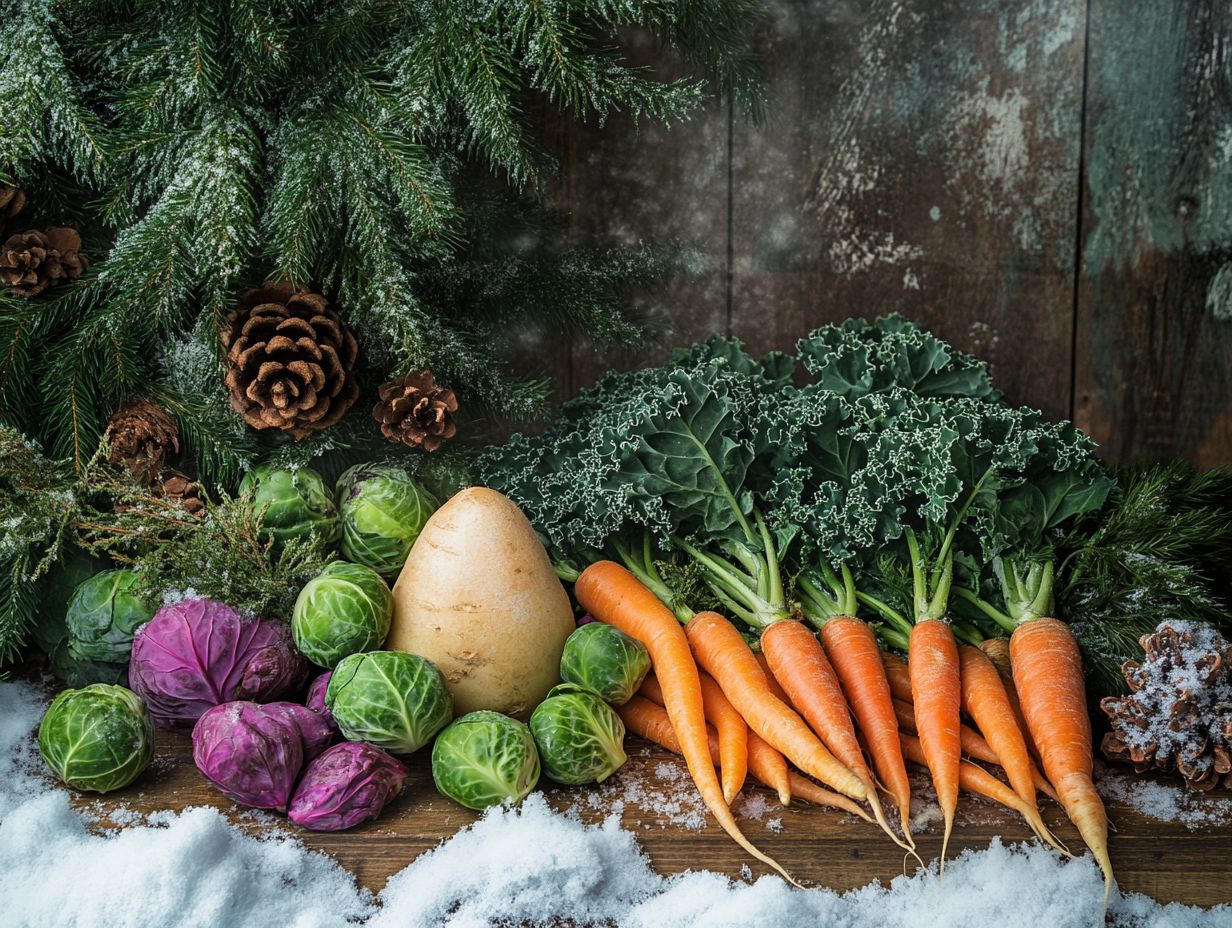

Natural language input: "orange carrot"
[881,651,912,703]
[685,610,866,802]
[1011,617,1113,900]
[754,653,791,704]
[820,616,916,844]
[899,733,1066,855]
[576,561,795,883]
[891,696,1058,802]
[980,637,1042,762]
[747,731,793,807]
[959,645,1037,809]
[644,677,793,809]
[618,696,867,819]
[643,672,748,804]
[908,619,962,873]
[762,619,902,847]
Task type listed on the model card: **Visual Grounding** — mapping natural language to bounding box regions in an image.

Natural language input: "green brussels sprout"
[64,569,158,664]
[33,552,127,688]
[431,710,540,810]
[292,561,393,667]
[326,650,452,754]
[529,683,627,785]
[559,623,650,706]
[336,463,437,577]
[38,684,155,793]
[240,464,340,547]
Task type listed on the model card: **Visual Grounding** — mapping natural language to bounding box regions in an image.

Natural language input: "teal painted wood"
[1074,0,1232,467]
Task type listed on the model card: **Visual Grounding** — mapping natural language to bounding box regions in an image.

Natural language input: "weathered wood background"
[539,0,1232,468]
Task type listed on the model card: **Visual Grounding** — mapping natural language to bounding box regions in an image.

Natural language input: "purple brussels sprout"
[288,742,408,831]
[192,701,330,810]
[129,598,308,728]
[305,671,339,735]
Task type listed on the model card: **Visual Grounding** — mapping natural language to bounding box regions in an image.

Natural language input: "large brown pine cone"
[1,227,88,297]
[0,183,24,219]
[105,399,181,485]
[1101,622,1232,790]
[373,370,458,452]
[221,283,359,439]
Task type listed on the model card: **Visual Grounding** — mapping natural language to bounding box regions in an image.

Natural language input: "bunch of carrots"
[575,560,1112,901]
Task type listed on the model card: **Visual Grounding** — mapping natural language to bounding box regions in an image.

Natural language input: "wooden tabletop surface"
[71,729,1232,909]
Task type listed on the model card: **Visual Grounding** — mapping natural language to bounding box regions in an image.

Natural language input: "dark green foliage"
[1057,463,1232,696]
[0,0,763,481]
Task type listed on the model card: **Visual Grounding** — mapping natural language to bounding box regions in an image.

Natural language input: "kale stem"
[905,527,928,621]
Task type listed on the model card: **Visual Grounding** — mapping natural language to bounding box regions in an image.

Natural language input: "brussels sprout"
[34,554,136,687]
[193,701,332,810]
[289,742,408,831]
[240,464,340,547]
[432,710,540,810]
[529,684,627,785]
[64,569,158,664]
[129,598,308,729]
[292,561,393,667]
[326,651,452,754]
[38,684,154,793]
[336,464,437,577]
[559,623,650,706]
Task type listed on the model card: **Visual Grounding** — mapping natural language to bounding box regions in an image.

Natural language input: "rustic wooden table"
[73,730,1232,909]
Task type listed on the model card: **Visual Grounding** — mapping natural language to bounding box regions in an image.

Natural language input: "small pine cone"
[373,370,458,452]
[0,182,24,219]
[160,471,206,517]
[222,283,359,439]
[105,399,180,485]
[1,227,88,297]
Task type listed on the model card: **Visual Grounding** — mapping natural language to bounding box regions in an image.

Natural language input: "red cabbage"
[129,598,308,728]
[288,741,408,831]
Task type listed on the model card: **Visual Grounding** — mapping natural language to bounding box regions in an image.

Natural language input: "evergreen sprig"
[0,0,764,479]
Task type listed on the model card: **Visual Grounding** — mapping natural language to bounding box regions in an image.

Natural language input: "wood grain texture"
[75,730,1232,907]
[732,0,1087,423]
[1073,0,1232,467]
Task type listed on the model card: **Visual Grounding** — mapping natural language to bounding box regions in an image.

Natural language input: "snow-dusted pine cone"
[221,283,360,439]
[372,370,458,452]
[105,398,181,485]
[1101,621,1232,790]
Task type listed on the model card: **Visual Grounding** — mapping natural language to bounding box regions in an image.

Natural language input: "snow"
[1098,765,1232,831]
[2,678,1230,928]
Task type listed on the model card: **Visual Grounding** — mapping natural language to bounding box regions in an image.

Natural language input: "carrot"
[643,672,748,804]
[684,610,866,802]
[881,651,912,703]
[754,653,791,703]
[891,696,1058,802]
[1011,617,1113,900]
[907,619,962,874]
[899,733,1066,855]
[979,637,1042,763]
[576,561,796,884]
[644,676,793,809]
[747,731,793,807]
[762,619,902,848]
[618,695,867,819]
[958,645,1038,809]
[821,616,915,844]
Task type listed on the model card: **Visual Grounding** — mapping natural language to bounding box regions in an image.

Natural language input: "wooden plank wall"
[540,0,1232,467]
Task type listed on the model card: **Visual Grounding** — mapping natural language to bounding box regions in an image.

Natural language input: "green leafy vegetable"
[559,623,651,706]
[431,710,540,810]
[326,651,452,754]
[336,464,438,578]
[292,561,393,668]
[529,684,627,785]
[38,684,155,793]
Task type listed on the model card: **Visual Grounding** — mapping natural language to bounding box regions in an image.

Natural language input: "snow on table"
[3,679,1231,927]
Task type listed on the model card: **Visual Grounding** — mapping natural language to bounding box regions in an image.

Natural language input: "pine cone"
[0,182,24,219]
[1101,622,1232,790]
[160,471,206,517]
[373,370,458,452]
[105,399,180,485]
[1,227,88,297]
[222,283,359,439]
